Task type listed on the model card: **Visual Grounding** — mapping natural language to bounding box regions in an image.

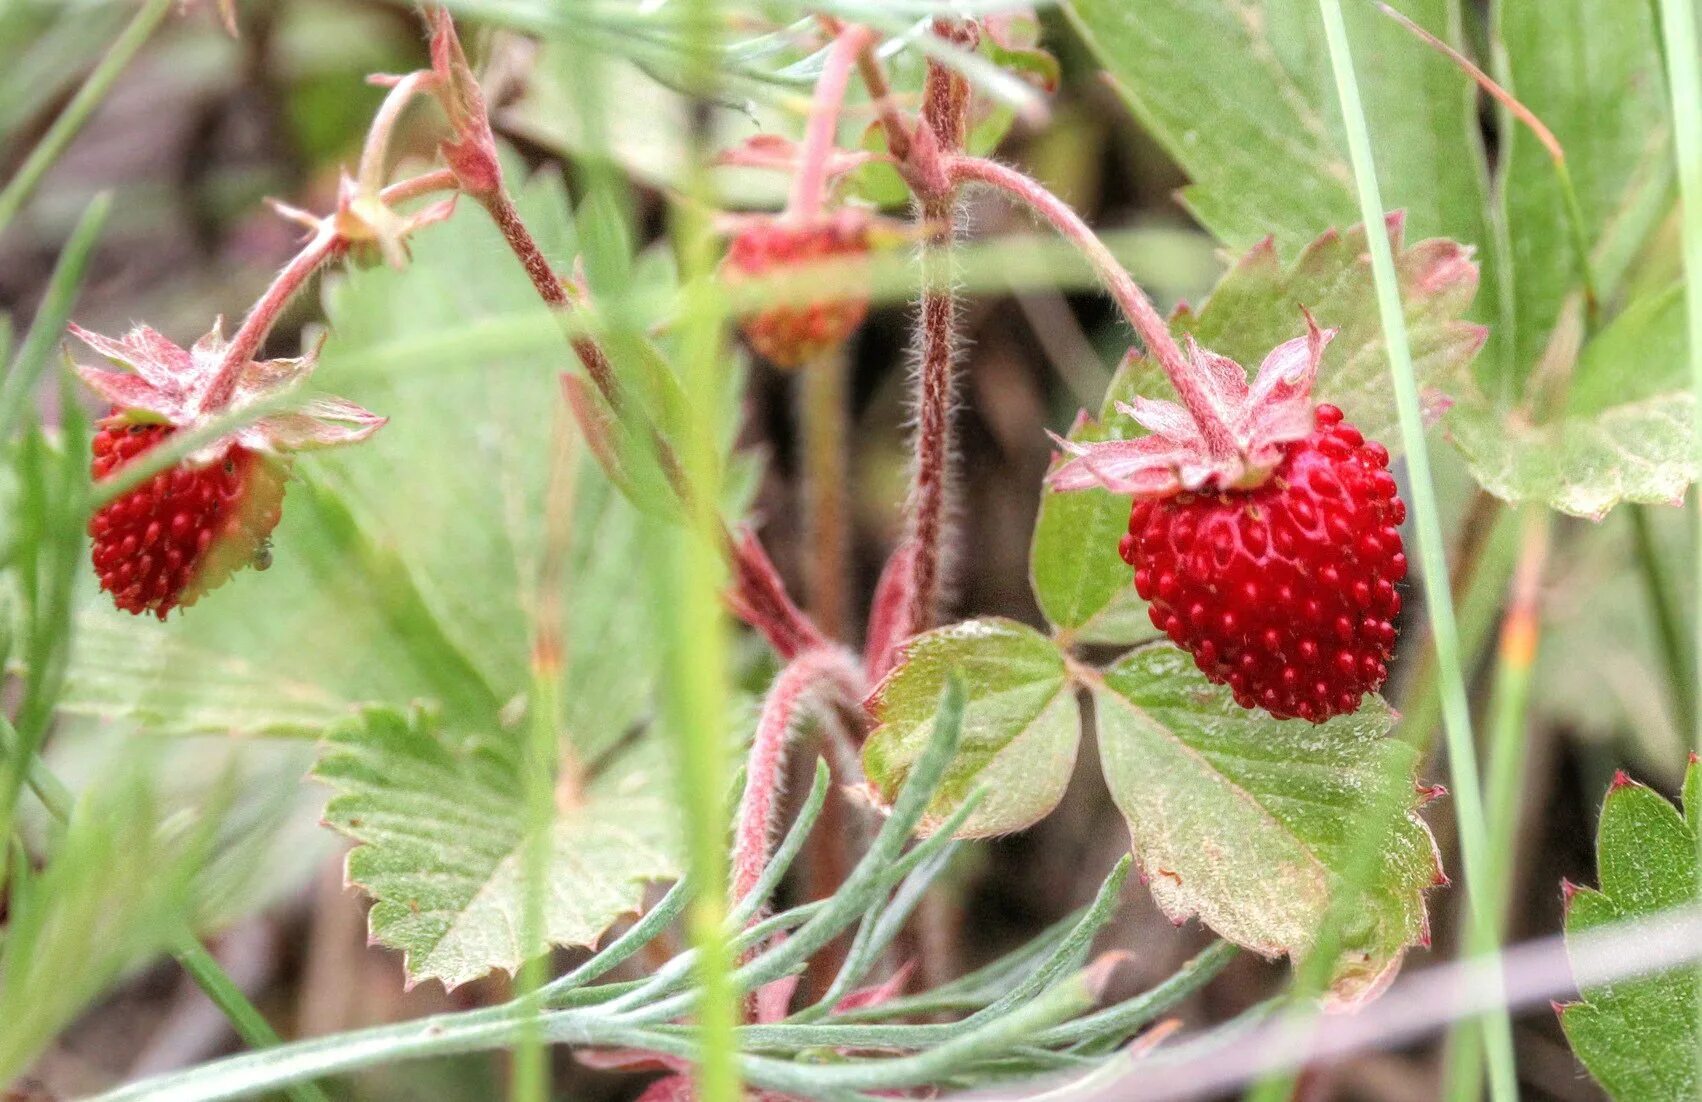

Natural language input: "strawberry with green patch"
[72,321,384,619]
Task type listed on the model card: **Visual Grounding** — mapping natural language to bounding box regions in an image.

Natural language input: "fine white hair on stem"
[965,902,1702,1102]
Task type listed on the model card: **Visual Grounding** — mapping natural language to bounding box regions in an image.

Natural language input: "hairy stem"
[473,187,827,659]
[943,155,1238,463]
[356,72,430,198]
[901,34,971,639]
[205,224,342,408]
[730,649,863,913]
[205,171,458,407]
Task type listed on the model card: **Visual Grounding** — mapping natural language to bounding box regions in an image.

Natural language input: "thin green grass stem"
[1316,3,1517,1099]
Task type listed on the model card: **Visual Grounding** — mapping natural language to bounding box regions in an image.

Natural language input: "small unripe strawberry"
[71,321,384,619]
[1122,404,1405,721]
[725,211,870,369]
[1049,314,1406,722]
[88,419,287,620]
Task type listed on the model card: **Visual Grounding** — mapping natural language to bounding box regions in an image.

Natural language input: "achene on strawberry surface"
[71,320,384,620]
[1049,314,1407,723]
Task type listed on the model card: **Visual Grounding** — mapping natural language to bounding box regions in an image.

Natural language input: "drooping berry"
[70,321,384,619]
[724,211,870,369]
[1119,405,1405,722]
[1047,312,1410,722]
[88,418,288,620]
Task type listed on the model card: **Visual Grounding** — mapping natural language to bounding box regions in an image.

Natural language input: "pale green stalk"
[0,0,173,237]
[1316,4,1517,1100]
[663,0,737,1094]
[512,665,561,1102]
[1652,0,1702,1089]
[1440,508,1551,1101]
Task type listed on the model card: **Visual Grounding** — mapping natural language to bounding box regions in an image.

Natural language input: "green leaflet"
[1090,645,1439,1004]
[1496,0,1672,385]
[1066,0,1494,278]
[1560,761,1702,1101]
[862,619,1081,838]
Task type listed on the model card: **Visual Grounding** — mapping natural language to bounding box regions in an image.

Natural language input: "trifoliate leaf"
[1089,645,1440,1005]
[316,706,682,990]
[862,619,1080,838]
[1560,762,1702,1101]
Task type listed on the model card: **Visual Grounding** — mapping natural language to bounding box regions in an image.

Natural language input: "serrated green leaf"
[1560,763,1701,1101]
[1497,0,1671,384]
[1447,392,1694,519]
[1090,645,1439,1004]
[862,618,1080,838]
[315,706,682,990]
[1066,0,1492,278]
[1029,220,1481,640]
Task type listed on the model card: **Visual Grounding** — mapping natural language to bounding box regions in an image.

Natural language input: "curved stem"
[943,155,1238,463]
[204,223,342,409]
[788,27,873,221]
[204,167,460,414]
[357,72,431,198]
[816,14,911,163]
[730,649,862,911]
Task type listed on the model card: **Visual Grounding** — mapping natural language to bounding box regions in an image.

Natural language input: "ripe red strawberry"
[725,210,870,369]
[1121,404,1405,721]
[71,321,384,619]
[1049,314,1407,722]
[88,420,288,619]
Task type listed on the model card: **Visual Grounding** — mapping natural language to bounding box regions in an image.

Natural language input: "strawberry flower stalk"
[947,156,1407,722]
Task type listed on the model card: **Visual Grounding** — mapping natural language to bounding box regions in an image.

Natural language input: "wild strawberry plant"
[2,1,1702,1101]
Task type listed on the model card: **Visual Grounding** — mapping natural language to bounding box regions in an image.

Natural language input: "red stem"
[205,224,342,408]
[900,38,970,640]
[814,15,911,162]
[788,26,874,220]
[730,647,863,912]
[205,171,460,408]
[944,154,1240,462]
[474,183,828,661]
[357,72,430,197]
